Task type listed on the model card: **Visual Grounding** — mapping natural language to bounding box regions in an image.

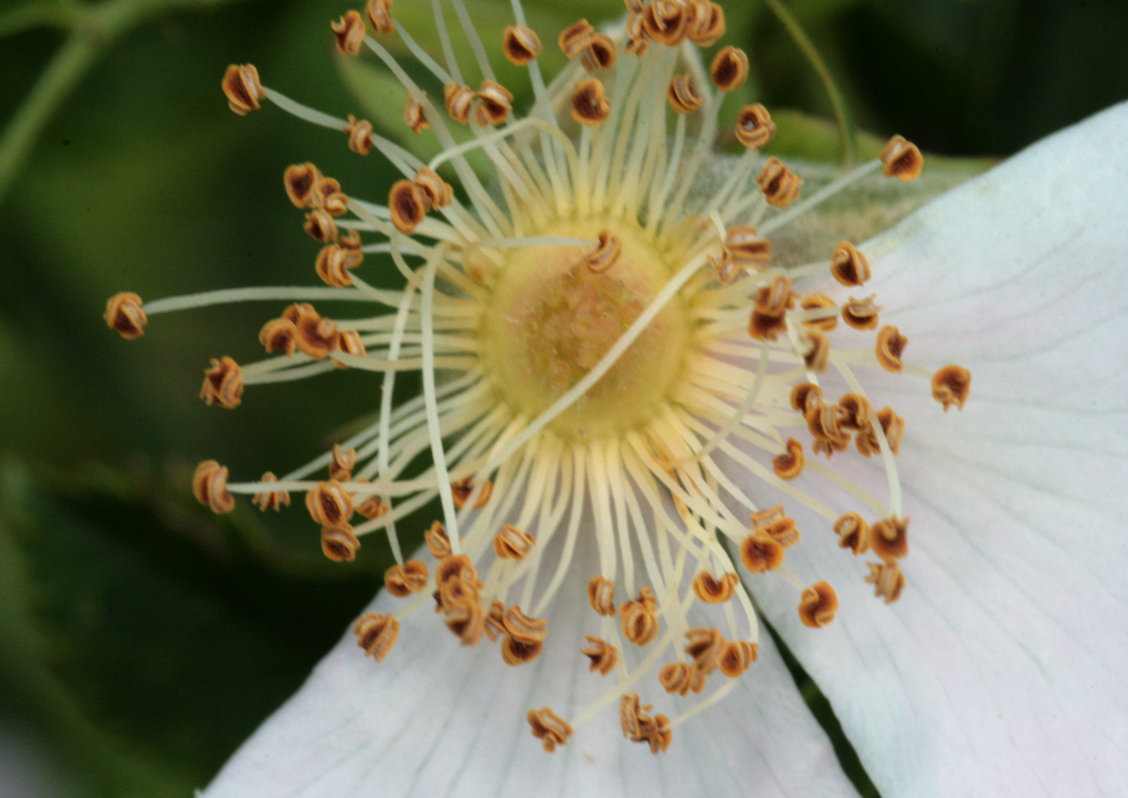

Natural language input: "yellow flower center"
[481,219,691,439]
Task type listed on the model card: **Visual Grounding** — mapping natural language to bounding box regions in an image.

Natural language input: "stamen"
[331,11,367,56]
[932,365,972,410]
[321,524,361,562]
[354,612,399,661]
[527,707,572,752]
[199,356,244,409]
[798,581,838,628]
[192,460,234,514]
[104,292,147,339]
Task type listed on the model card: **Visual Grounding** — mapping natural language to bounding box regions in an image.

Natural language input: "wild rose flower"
[104,0,1128,794]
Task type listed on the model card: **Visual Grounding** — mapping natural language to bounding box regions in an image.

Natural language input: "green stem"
[762,0,857,167]
[0,3,79,36]
[0,31,102,202]
[0,0,245,204]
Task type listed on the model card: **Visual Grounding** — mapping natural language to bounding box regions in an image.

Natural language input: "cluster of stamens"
[104,0,970,756]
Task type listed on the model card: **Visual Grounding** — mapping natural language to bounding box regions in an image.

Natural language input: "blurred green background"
[1,0,1125,794]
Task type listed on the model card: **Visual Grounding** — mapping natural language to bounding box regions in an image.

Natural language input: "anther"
[798,581,838,628]
[624,14,649,57]
[315,243,362,287]
[221,64,265,116]
[338,326,366,359]
[403,93,430,135]
[802,330,830,372]
[443,83,475,125]
[753,506,800,547]
[484,600,506,642]
[571,78,611,126]
[289,304,338,359]
[444,598,485,646]
[493,524,536,560]
[283,163,322,208]
[876,325,908,372]
[389,180,429,235]
[772,438,805,480]
[880,135,923,181]
[252,471,290,511]
[303,208,338,242]
[451,476,492,509]
[758,157,803,207]
[620,694,672,753]
[842,295,881,330]
[364,0,394,35]
[830,241,871,286]
[475,80,513,126]
[305,480,354,527]
[316,177,349,216]
[790,382,823,419]
[876,406,905,454]
[837,393,872,432]
[331,10,366,56]
[719,640,758,677]
[343,115,374,155]
[834,512,870,555]
[528,707,572,752]
[620,590,660,645]
[558,19,595,58]
[581,636,618,675]
[580,34,617,73]
[866,561,906,603]
[871,516,909,561]
[932,365,971,411]
[667,74,703,114]
[740,531,784,573]
[710,46,748,92]
[735,103,776,149]
[328,443,356,481]
[726,226,771,266]
[800,293,838,331]
[385,560,429,597]
[104,292,147,339]
[413,167,453,209]
[321,523,360,562]
[200,356,244,409]
[642,1,689,46]
[684,627,725,674]
[708,251,739,285]
[259,317,298,356]
[192,460,235,514]
[692,571,738,603]
[353,481,389,520]
[503,24,542,66]
[424,520,452,558]
[686,0,725,45]
[354,612,399,661]
[587,575,616,616]
[501,635,544,666]
[586,230,621,272]
[659,662,706,695]
[503,605,548,645]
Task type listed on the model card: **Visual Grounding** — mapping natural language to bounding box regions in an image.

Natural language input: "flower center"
[480,219,692,439]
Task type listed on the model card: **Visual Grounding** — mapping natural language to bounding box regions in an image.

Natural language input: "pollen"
[112,0,972,758]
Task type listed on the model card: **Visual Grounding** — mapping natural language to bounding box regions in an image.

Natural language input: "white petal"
[749,101,1128,797]
[203,536,859,797]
